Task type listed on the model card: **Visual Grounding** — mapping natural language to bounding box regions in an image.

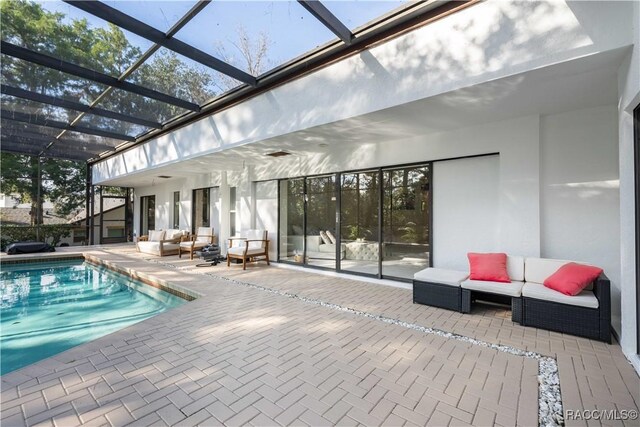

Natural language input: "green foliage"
[1,0,273,225]
[0,153,87,220]
[0,224,72,250]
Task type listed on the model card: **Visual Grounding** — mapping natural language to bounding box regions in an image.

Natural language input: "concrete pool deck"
[0,245,638,426]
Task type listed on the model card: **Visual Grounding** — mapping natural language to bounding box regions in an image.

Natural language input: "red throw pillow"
[543,262,603,296]
[467,252,510,282]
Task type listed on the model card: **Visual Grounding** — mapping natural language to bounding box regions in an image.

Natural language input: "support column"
[99,186,104,244]
[85,164,92,245]
[89,184,95,245]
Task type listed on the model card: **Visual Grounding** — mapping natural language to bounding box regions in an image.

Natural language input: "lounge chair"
[227,229,270,270]
[179,227,215,260]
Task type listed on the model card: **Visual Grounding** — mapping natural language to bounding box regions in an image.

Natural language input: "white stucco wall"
[433,155,500,270]
[255,181,278,261]
[253,114,542,261]
[133,172,222,239]
[93,1,633,185]
[540,105,621,332]
[96,0,638,372]
[616,0,640,372]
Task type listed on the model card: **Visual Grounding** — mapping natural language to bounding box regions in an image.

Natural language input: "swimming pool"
[0,259,187,375]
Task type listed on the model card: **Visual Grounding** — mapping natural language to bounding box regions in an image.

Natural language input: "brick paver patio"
[1,246,638,426]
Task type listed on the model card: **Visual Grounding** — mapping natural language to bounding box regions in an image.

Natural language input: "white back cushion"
[525,258,572,284]
[165,229,181,240]
[243,229,267,249]
[507,255,525,282]
[196,227,213,243]
[149,230,165,242]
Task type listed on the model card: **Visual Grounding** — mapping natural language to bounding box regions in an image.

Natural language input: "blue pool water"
[0,260,186,375]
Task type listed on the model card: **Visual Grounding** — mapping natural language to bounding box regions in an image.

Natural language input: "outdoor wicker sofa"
[413,256,611,343]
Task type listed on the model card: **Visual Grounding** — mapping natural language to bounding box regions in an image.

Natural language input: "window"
[73,228,86,243]
[107,227,125,238]
[173,191,180,229]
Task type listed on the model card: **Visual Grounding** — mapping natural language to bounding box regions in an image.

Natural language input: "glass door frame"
[634,103,639,355]
[139,195,155,236]
[338,168,383,280]
[191,186,219,234]
[275,160,435,282]
[277,176,339,273]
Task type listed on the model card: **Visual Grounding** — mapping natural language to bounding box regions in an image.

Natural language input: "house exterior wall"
[129,106,619,316]
[540,105,621,331]
[433,155,500,270]
[92,0,638,372]
[617,0,640,372]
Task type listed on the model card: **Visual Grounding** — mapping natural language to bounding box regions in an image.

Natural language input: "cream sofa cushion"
[507,256,525,282]
[165,229,183,240]
[137,241,179,254]
[414,268,469,287]
[525,258,572,284]
[522,282,598,308]
[228,247,265,256]
[149,230,165,242]
[461,279,524,297]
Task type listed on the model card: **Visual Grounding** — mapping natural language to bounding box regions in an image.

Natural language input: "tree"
[1,0,273,225]
[0,153,86,223]
[214,25,273,92]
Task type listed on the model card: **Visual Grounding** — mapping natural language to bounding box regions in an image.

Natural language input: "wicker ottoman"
[413,268,469,312]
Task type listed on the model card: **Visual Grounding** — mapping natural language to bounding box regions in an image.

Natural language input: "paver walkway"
[1,247,638,427]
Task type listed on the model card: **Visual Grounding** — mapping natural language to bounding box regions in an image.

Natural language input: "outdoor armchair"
[179,227,215,260]
[227,229,270,270]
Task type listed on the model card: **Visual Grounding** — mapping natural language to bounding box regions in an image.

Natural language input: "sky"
[38,0,408,75]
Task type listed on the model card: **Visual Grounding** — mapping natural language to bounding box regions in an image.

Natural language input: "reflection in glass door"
[306,175,337,269]
[382,166,431,279]
[340,171,380,276]
[279,179,305,262]
[192,188,210,232]
[140,195,155,235]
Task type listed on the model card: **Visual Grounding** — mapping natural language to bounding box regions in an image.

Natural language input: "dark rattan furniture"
[412,268,470,312]
[514,273,611,343]
[414,280,468,312]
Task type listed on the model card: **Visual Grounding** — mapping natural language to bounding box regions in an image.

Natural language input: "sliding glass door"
[276,163,431,281]
[340,171,380,276]
[382,166,431,279]
[306,175,337,269]
[279,179,305,262]
[192,188,210,232]
[140,195,155,235]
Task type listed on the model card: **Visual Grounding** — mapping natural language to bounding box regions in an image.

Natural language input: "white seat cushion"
[179,240,209,249]
[318,243,336,253]
[228,247,265,256]
[461,279,524,297]
[163,243,179,252]
[137,241,179,254]
[522,282,598,309]
[413,268,469,287]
